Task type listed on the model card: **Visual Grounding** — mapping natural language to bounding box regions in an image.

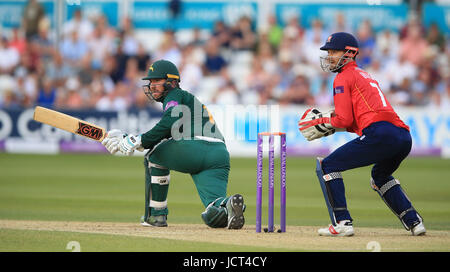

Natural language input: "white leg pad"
[151,175,170,185]
[150,200,168,208]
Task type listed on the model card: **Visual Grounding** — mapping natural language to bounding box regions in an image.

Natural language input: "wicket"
[256,132,286,233]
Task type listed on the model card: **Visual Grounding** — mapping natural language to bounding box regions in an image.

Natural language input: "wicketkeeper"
[101,59,245,229]
[298,32,425,236]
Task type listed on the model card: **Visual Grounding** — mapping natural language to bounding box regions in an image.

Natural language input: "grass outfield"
[0,153,449,252]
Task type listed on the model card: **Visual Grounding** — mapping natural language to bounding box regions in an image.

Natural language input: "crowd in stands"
[0,0,448,112]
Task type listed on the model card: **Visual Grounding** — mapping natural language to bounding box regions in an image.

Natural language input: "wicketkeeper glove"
[298,108,337,141]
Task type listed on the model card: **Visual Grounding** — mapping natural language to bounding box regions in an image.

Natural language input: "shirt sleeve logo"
[333,86,344,96]
[164,100,179,111]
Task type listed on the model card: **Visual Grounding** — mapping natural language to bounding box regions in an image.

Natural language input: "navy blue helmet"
[320,32,359,53]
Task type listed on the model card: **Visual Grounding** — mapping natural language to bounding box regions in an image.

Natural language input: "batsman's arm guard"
[370,178,423,231]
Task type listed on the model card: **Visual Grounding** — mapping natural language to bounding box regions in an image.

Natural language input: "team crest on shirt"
[333,86,344,96]
[164,100,179,111]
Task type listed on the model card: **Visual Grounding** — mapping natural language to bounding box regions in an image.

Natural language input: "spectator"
[389,78,412,106]
[203,37,227,75]
[399,12,425,40]
[271,49,296,101]
[191,27,206,47]
[314,78,333,108]
[95,14,117,39]
[356,20,376,68]
[9,28,27,55]
[2,89,20,109]
[255,39,277,73]
[303,19,327,68]
[119,17,139,57]
[78,56,94,87]
[0,37,20,74]
[96,82,129,111]
[212,20,231,49]
[154,29,182,66]
[63,9,93,41]
[0,75,17,108]
[266,14,283,50]
[13,67,37,107]
[211,69,240,105]
[229,16,257,51]
[245,57,272,104]
[304,19,327,47]
[36,77,56,108]
[399,24,429,66]
[328,12,351,34]
[374,29,399,62]
[283,15,303,43]
[136,43,151,72]
[179,43,203,94]
[46,51,71,88]
[384,54,418,91]
[366,59,390,92]
[279,23,304,64]
[61,77,83,109]
[103,53,122,84]
[425,90,443,109]
[110,57,141,108]
[59,30,89,72]
[426,23,446,52]
[88,20,116,70]
[22,0,45,40]
[279,72,313,105]
[85,70,106,109]
[32,17,53,68]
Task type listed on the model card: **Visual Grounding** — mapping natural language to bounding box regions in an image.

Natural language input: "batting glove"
[102,129,125,155]
[118,134,142,156]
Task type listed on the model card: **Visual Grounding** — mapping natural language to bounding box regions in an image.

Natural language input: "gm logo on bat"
[76,122,104,140]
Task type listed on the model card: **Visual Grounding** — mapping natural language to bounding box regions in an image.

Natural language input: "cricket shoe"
[410,221,426,236]
[140,215,168,227]
[226,194,245,229]
[318,220,354,237]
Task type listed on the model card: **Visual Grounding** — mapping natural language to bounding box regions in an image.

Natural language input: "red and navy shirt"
[331,62,409,136]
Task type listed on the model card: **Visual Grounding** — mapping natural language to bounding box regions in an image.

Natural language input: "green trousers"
[143,138,230,219]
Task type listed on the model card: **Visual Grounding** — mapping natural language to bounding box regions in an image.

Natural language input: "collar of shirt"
[340,61,357,72]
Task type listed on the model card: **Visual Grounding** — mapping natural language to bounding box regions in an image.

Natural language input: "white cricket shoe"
[318,220,354,237]
[411,221,426,236]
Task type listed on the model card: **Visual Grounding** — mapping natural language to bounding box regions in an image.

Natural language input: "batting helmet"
[142,59,180,82]
[142,60,180,102]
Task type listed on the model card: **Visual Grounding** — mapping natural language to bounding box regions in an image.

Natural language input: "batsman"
[298,32,425,236]
[101,59,245,229]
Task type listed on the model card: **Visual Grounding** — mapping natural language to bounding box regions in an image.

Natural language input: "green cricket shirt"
[141,88,225,149]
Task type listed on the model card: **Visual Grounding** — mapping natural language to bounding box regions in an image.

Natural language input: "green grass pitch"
[0,153,449,251]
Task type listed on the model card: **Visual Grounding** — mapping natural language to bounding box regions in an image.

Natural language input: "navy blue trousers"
[321,121,419,227]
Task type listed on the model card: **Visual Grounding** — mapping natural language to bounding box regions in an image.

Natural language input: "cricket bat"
[33,106,107,142]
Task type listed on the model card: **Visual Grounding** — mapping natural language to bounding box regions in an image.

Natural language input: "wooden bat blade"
[33,106,107,142]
